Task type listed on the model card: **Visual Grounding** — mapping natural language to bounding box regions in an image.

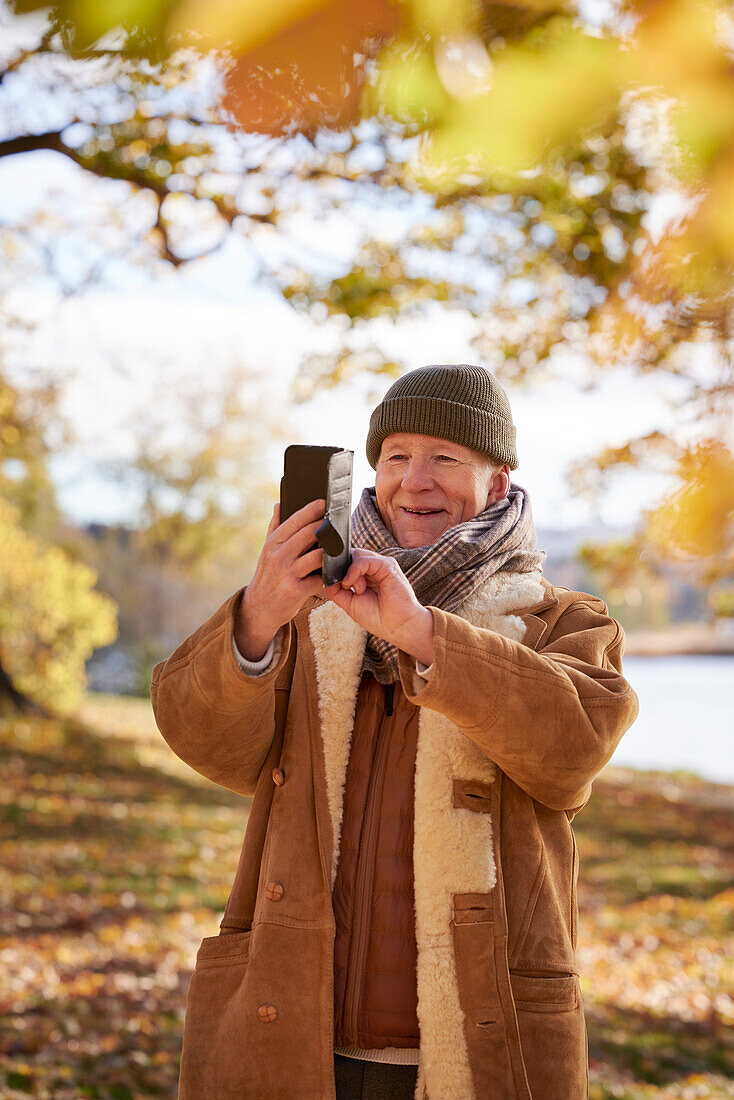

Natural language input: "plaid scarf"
[350,483,546,684]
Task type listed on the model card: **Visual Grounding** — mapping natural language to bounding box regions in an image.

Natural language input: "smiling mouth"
[401,507,444,516]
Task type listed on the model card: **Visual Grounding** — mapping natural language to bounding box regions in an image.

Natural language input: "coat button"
[271,767,284,786]
[258,1003,278,1022]
[265,881,284,901]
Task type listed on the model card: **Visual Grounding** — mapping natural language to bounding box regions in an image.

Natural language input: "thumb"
[268,503,280,534]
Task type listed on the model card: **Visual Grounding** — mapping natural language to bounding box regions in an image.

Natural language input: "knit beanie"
[365,364,518,471]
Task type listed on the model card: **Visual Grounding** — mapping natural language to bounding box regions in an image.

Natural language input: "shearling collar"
[299,570,558,621]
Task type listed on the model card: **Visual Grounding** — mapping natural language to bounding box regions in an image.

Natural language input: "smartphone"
[279,445,353,585]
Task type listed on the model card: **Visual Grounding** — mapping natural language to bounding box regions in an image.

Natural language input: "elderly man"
[150,364,638,1100]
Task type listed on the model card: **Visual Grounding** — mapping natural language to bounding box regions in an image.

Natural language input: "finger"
[295,546,324,579]
[296,497,326,520]
[309,569,330,597]
[275,498,326,543]
[341,556,370,588]
[328,584,353,613]
[291,517,328,556]
[268,503,280,533]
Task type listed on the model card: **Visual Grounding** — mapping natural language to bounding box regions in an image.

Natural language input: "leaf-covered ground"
[1,693,732,1099]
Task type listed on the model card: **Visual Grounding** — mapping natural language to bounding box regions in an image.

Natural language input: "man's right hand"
[235,498,327,661]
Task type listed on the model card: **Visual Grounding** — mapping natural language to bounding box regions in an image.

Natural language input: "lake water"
[608,655,734,784]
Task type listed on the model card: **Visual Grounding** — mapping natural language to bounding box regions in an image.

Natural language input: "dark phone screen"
[279,445,353,585]
[279,445,339,524]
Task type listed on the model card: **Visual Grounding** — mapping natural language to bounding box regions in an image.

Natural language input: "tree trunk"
[0,656,45,716]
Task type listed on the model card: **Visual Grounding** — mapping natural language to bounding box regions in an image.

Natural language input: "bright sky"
[0,143,685,536]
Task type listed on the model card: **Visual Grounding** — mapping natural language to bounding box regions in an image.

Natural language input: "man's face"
[374,432,510,548]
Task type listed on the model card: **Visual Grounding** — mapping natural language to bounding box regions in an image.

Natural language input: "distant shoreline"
[624,622,734,656]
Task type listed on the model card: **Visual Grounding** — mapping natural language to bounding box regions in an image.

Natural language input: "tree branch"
[0,126,278,268]
[0,130,67,159]
[0,28,57,85]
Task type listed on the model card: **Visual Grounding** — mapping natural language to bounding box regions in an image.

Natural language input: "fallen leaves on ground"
[1,693,732,1099]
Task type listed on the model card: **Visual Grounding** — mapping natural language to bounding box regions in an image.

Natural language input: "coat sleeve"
[396,594,639,811]
[150,587,293,797]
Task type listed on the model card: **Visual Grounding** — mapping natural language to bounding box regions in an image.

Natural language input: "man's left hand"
[322,548,433,660]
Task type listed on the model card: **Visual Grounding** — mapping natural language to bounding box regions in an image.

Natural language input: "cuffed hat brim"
[365,365,518,470]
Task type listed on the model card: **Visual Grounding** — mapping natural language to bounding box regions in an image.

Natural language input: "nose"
[401,459,435,491]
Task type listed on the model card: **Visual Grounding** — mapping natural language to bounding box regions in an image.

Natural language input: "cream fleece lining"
[309,569,545,1100]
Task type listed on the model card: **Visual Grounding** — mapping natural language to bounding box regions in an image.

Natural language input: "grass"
[0,692,732,1099]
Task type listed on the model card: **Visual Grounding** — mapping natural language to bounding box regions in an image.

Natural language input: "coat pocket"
[194,929,252,969]
[509,970,587,1100]
[179,931,254,1099]
[509,969,578,1013]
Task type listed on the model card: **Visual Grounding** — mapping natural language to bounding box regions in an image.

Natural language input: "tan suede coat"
[150,569,638,1099]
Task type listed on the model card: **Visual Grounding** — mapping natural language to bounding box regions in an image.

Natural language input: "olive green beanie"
[366,364,518,471]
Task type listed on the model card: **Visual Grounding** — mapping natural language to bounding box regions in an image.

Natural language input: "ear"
[486,464,511,506]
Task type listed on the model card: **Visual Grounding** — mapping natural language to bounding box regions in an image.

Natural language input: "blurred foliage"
[709,587,734,619]
[70,364,292,695]
[0,41,269,271]
[0,370,119,713]
[0,696,732,1097]
[118,365,286,579]
[0,374,66,545]
[10,0,734,312]
[0,498,117,715]
[284,240,458,320]
[3,0,733,605]
[576,440,734,612]
[645,443,734,571]
[291,346,404,403]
